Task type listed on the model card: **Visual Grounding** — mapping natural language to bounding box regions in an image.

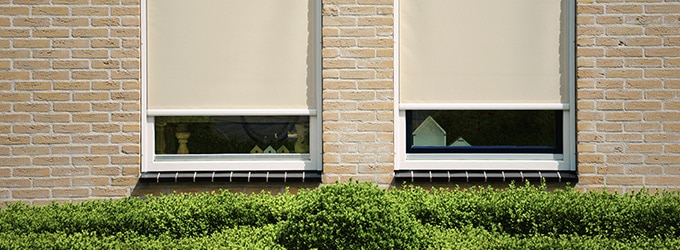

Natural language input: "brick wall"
[0,0,141,205]
[1,0,680,204]
[576,0,680,193]
[321,0,395,186]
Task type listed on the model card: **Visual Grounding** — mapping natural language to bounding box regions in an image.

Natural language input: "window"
[141,0,321,172]
[396,0,575,171]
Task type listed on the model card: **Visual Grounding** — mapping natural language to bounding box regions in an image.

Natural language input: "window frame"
[393,0,576,171]
[140,0,322,172]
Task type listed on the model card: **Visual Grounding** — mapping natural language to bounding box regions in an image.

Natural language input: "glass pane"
[154,116,309,154]
[407,110,561,153]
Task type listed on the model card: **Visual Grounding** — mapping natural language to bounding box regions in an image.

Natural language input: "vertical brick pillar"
[0,0,141,205]
[321,0,395,185]
[576,0,680,192]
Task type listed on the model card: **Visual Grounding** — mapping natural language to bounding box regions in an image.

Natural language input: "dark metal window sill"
[140,171,322,183]
[395,170,577,183]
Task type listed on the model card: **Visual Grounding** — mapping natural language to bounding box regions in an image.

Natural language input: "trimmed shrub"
[1,181,679,249]
[277,181,427,249]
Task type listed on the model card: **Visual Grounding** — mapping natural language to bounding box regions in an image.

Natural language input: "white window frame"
[394,0,576,171]
[140,0,322,172]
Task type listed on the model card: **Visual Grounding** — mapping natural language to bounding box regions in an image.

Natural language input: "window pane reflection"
[155,116,309,154]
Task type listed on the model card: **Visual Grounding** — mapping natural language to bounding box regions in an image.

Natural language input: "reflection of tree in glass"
[162,122,302,154]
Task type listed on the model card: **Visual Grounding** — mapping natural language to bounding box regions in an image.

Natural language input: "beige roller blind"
[400,0,569,105]
[147,0,316,110]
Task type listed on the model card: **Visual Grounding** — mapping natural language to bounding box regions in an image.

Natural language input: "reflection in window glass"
[407,110,561,153]
[154,116,309,154]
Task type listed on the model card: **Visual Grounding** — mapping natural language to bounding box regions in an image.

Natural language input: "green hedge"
[1,182,679,249]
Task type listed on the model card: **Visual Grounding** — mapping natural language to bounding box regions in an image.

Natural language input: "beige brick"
[111,134,139,143]
[0,72,30,80]
[33,49,69,58]
[32,6,69,15]
[0,178,31,187]
[92,187,128,197]
[123,166,140,176]
[54,124,91,133]
[33,71,70,80]
[1,113,32,122]
[53,166,89,176]
[73,49,109,58]
[0,6,30,15]
[33,135,70,144]
[72,71,109,79]
[111,28,139,37]
[625,58,661,67]
[93,124,120,132]
[646,26,680,35]
[606,47,643,57]
[122,124,140,132]
[607,176,644,185]
[91,18,120,26]
[625,101,661,110]
[111,70,139,79]
[92,166,120,175]
[14,60,50,69]
[13,146,49,156]
[72,134,109,144]
[645,69,680,78]
[53,147,90,155]
[122,17,140,27]
[92,39,121,48]
[13,39,50,48]
[73,113,109,122]
[605,26,643,35]
[0,29,30,37]
[74,92,110,101]
[72,7,109,16]
[54,81,91,90]
[13,189,50,199]
[33,28,70,38]
[13,167,50,177]
[33,113,70,122]
[0,168,9,177]
[607,155,643,164]
[646,155,680,164]
[93,81,121,90]
[646,176,680,185]
[626,37,662,46]
[92,102,120,111]
[53,17,89,26]
[606,5,643,13]
[91,145,118,155]
[53,39,89,48]
[53,188,89,198]
[112,177,138,186]
[626,166,662,175]
[13,18,50,27]
[606,69,643,78]
[596,15,623,24]
[72,156,109,165]
[34,177,71,187]
[34,92,71,101]
[13,124,50,133]
[72,28,109,37]
[646,5,680,13]
[111,113,139,122]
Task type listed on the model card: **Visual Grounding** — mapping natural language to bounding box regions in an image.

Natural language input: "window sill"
[395,170,577,183]
[140,171,322,183]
